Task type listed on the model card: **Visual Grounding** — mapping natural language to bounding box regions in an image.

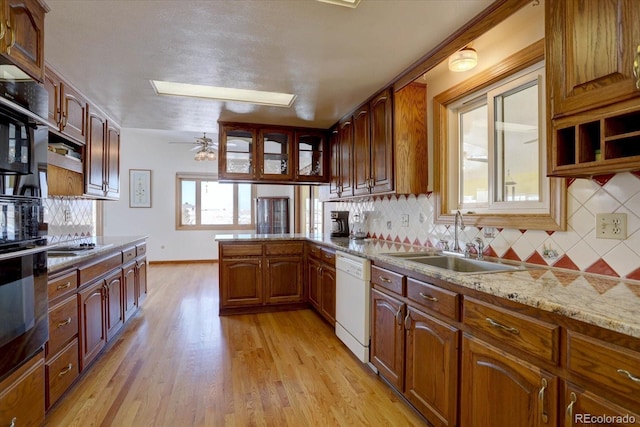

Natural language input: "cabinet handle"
[379,276,392,283]
[404,311,411,330]
[10,417,16,427]
[617,368,640,383]
[538,378,549,424]
[419,292,438,302]
[565,391,577,426]
[324,253,333,259]
[57,281,72,290]
[58,363,73,377]
[0,19,5,40]
[634,44,640,90]
[485,317,520,335]
[5,20,14,54]
[395,307,403,325]
[57,317,72,327]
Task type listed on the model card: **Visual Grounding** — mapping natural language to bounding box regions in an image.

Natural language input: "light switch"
[596,213,627,240]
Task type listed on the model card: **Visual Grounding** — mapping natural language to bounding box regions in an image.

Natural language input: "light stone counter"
[216,234,640,339]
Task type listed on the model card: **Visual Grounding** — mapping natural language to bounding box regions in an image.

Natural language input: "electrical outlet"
[64,208,72,224]
[401,214,409,227]
[596,213,627,240]
[419,213,426,223]
[386,221,392,230]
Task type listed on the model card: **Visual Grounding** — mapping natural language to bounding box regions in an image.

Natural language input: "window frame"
[433,39,566,231]
[175,172,256,231]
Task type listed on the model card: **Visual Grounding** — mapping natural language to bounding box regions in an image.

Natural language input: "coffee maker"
[330,211,349,237]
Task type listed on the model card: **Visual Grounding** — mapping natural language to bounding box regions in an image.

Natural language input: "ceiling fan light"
[448,47,478,72]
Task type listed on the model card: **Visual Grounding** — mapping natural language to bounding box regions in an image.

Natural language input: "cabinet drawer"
[371,265,404,295]
[307,243,322,259]
[407,278,459,320]
[46,295,79,357]
[220,243,262,257]
[136,243,147,257]
[79,252,122,284]
[265,242,303,255]
[45,339,79,409]
[567,331,640,398]
[47,270,78,302]
[122,246,136,264]
[320,249,335,266]
[463,297,559,364]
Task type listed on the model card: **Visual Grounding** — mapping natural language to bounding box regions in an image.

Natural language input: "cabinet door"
[78,281,106,371]
[353,106,371,196]
[60,83,88,143]
[123,262,137,321]
[259,129,293,181]
[136,257,147,306]
[547,0,640,117]
[2,0,45,81]
[105,122,121,199]
[264,256,303,304]
[370,288,405,390]
[320,264,336,325]
[563,382,640,426]
[295,130,327,182]
[369,89,394,194]
[328,126,342,199]
[0,353,44,427]
[220,258,263,308]
[337,119,353,197]
[44,69,62,128]
[461,335,558,427]
[219,125,257,180]
[104,270,124,341]
[307,258,321,310]
[85,110,107,197]
[404,306,458,427]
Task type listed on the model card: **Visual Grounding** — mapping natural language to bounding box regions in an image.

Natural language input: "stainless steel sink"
[384,252,525,273]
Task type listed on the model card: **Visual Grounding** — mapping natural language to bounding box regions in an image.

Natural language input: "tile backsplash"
[44,197,96,242]
[333,172,640,281]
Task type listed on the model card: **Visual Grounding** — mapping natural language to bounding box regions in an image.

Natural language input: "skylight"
[150,80,296,107]
[316,0,361,8]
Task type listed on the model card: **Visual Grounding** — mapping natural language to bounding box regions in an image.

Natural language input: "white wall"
[103,128,294,261]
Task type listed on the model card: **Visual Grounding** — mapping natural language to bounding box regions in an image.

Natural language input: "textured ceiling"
[44,0,493,139]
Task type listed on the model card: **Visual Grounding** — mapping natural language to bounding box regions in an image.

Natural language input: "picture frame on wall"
[129,169,152,208]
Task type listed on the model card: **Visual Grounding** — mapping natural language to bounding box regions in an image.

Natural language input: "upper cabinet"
[328,85,426,200]
[218,122,329,184]
[85,105,120,199]
[547,0,640,177]
[45,66,89,145]
[0,0,47,82]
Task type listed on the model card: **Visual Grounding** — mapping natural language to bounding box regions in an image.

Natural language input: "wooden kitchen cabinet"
[104,269,124,341]
[45,66,88,144]
[85,105,120,199]
[295,130,327,182]
[0,351,45,427]
[220,258,263,308]
[353,104,370,195]
[264,254,304,304]
[370,268,459,427]
[563,382,640,427]
[329,118,354,199]
[78,279,106,371]
[306,244,336,325]
[136,255,147,306]
[461,334,558,427]
[259,128,293,181]
[0,0,47,82]
[219,124,257,181]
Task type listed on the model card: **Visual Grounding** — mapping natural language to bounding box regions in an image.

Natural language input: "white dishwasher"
[335,251,371,364]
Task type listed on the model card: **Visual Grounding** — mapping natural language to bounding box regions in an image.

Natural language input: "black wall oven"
[0,246,47,382]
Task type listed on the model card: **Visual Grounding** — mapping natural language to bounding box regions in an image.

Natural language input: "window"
[175,173,255,230]
[295,185,323,234]
[433,40,565,231]
[451,63,547,214]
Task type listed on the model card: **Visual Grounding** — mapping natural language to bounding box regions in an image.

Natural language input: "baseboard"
[148,259,219,265]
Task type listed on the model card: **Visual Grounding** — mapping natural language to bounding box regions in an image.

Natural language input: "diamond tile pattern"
[335,172,640,280]
[44,197,96,242]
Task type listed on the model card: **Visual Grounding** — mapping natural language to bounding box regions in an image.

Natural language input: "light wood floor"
[44,263,426,426]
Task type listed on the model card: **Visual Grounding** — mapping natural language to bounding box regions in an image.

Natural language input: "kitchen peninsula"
[217,234,640,426]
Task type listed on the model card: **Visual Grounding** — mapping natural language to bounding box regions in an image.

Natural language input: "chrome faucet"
[453,210,465,252]
[475,237,485,260]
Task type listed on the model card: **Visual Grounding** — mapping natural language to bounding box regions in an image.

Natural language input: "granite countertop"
[216,234,640,339]
[47,235,147,273]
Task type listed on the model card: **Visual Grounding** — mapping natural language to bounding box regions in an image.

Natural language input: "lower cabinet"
[563,382,640,427]
[460,334,558,427]
[370,268,459,427]
[79,279,107,371]
[0,352,45,427]
[306,244,336,325]
[219,241,306,314]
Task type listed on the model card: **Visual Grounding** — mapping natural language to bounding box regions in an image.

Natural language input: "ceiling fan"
[169,132,218,161]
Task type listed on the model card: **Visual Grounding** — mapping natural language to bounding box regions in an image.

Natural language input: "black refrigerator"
[256,197,289,234]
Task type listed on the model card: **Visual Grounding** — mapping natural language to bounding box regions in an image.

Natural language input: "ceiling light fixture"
[448,47,478,72]
[316,0,361,8]
[150,80,296,107]
[194,147,216,161]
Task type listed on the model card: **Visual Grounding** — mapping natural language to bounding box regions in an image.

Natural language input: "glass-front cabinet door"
[220,125,257,180]
[295,130,326,182]
[258,129,293,181]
